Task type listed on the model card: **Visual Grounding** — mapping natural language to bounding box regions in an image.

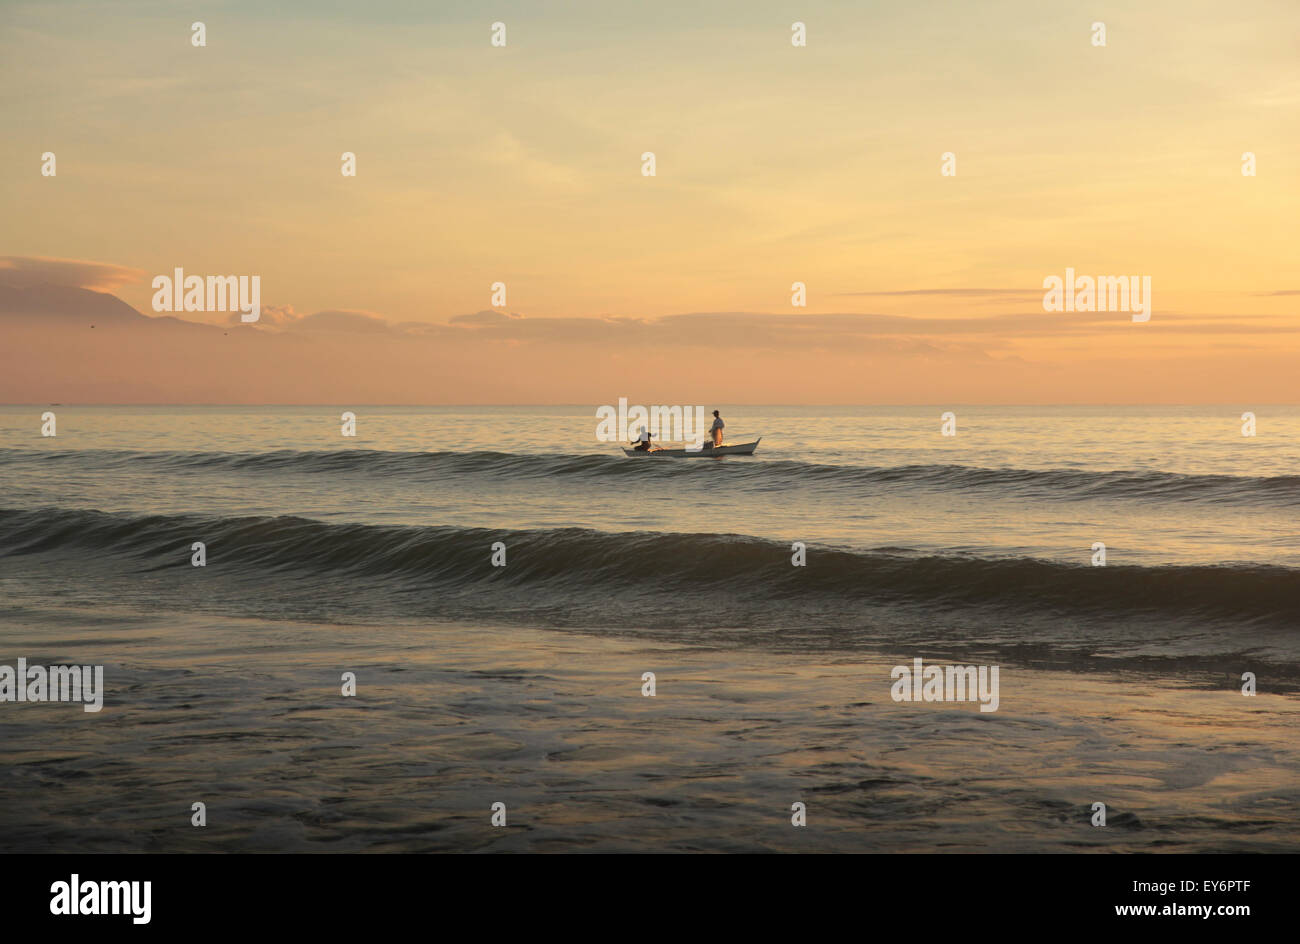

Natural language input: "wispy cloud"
[226,305,391,332]
[0,256,144,293]
[449,310,526,326]
[833,289,1043,298]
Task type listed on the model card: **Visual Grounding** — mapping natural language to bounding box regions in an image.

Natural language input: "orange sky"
[2,0,1297,403]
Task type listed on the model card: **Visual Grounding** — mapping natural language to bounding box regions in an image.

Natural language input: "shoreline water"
[2,606,1296,853]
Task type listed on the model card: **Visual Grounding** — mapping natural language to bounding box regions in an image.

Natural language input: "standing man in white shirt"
[708,410,724,447]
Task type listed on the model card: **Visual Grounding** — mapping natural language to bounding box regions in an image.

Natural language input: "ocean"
[2,404,1298,852]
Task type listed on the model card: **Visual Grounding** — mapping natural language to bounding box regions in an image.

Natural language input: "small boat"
[622,437,762,457]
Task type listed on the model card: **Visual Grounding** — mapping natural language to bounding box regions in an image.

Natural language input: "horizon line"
[5,403,1298,409]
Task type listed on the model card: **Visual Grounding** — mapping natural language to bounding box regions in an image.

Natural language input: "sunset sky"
[2,0,1297,403]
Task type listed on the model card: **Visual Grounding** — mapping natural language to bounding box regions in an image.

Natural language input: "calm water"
[2,405,1298,851]
[4,404,1298,566]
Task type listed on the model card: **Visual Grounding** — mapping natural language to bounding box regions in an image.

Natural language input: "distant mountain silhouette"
[0,282,148,325]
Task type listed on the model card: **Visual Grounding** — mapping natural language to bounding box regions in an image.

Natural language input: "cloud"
[226,305,391,332]
[433,309,1119,348]
[0,255,144,292]
[449,309,525,326]
[482,131,584,191]
[231,303,301,327]
[833,288,1043,298]
[221,305,1300,350]
[287,309,391,333]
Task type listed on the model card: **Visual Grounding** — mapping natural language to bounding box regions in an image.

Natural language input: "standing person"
[709,410,724,447]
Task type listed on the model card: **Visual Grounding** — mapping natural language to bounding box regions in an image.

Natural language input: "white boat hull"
[622,437,762,457]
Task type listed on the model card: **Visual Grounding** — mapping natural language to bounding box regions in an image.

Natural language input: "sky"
[1,0,1297,403]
